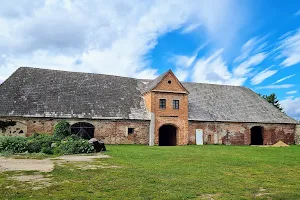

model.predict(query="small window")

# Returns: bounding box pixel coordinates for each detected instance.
[159,99,166,109]
[173,100,179,109]
[168,80,172,84]
[128,128,134,135]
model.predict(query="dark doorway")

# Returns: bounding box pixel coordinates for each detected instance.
[71,122,95,139]
[159,125,177,146]
[251,126,263,145]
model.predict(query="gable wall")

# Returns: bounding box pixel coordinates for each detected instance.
[153,73,187,93]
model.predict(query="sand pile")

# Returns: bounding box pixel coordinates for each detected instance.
[272,141,289,147]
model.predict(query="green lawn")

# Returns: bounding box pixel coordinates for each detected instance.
[1,145,300,199]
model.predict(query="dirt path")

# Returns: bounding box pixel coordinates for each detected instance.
[0,154,110,172]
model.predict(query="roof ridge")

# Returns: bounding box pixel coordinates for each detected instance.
[18,67,247,88]
[18,66,142,81]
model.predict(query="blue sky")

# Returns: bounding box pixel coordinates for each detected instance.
[0,0,299,120]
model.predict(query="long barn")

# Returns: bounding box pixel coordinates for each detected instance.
[0,67,298,145]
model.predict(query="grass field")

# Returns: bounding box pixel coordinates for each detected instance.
[1,145,300,199]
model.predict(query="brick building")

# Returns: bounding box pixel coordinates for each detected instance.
[0,67,298,145]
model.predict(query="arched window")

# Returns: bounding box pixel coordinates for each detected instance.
[71,122,95,139]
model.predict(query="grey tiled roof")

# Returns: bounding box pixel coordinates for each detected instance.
[0,67,297,124]
[0,67,150,120]
[183,82,298,124]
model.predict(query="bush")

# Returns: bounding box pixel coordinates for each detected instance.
[55,136,94,154]
[0,136,28,153]
[41,146,53,154]
[27,133,54,153]
[53,120,71,140]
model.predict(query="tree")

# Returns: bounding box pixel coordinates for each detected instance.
[258,93,284,112]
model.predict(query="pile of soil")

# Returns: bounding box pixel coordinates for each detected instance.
[272,141,289,147]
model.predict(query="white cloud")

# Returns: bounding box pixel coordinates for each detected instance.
[0,0,246,81]
[286,90,297,94]
[250,66,278,85]
[256,84,295,90]
[233,52,267,76]
[169,41,209,69]
[278,28,300,67]
[174,68,189,81]
[294,10,300,16]
[181,23,202,34]
[234,36,268,63]
[171,55,197,68]
[281,97,300,120]
[192,49,246,85]
[272,74,296,84]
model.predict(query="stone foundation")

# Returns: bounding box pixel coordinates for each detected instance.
[188,121,296,145]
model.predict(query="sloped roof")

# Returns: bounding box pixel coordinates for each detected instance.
[0,67,297,124]
[183,82,298,124]
[0,67,150,120]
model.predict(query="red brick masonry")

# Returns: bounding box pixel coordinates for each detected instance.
[188,121,296,145]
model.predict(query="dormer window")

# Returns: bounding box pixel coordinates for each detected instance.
[159,99,166,109]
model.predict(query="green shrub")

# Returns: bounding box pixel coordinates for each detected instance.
[55,136,94,154]
[0,136,28,153]
[41,146,53,154]
[53,120,71,140]
[27,133,54,153]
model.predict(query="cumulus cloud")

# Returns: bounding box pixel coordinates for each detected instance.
[281,97,300,120]
[0,0,244,81]
[250,66,278,85]
[272,74,296,84]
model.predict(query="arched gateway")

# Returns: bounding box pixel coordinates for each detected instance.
[250,126,263,145]
[71,122,95,139]
[159,125,177,146]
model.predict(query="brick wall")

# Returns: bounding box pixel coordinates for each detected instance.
[27,119,56,136]
[1,117,150,145]
[143,71,189,145]
[153,92,188,145]
[188,121,296,145]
